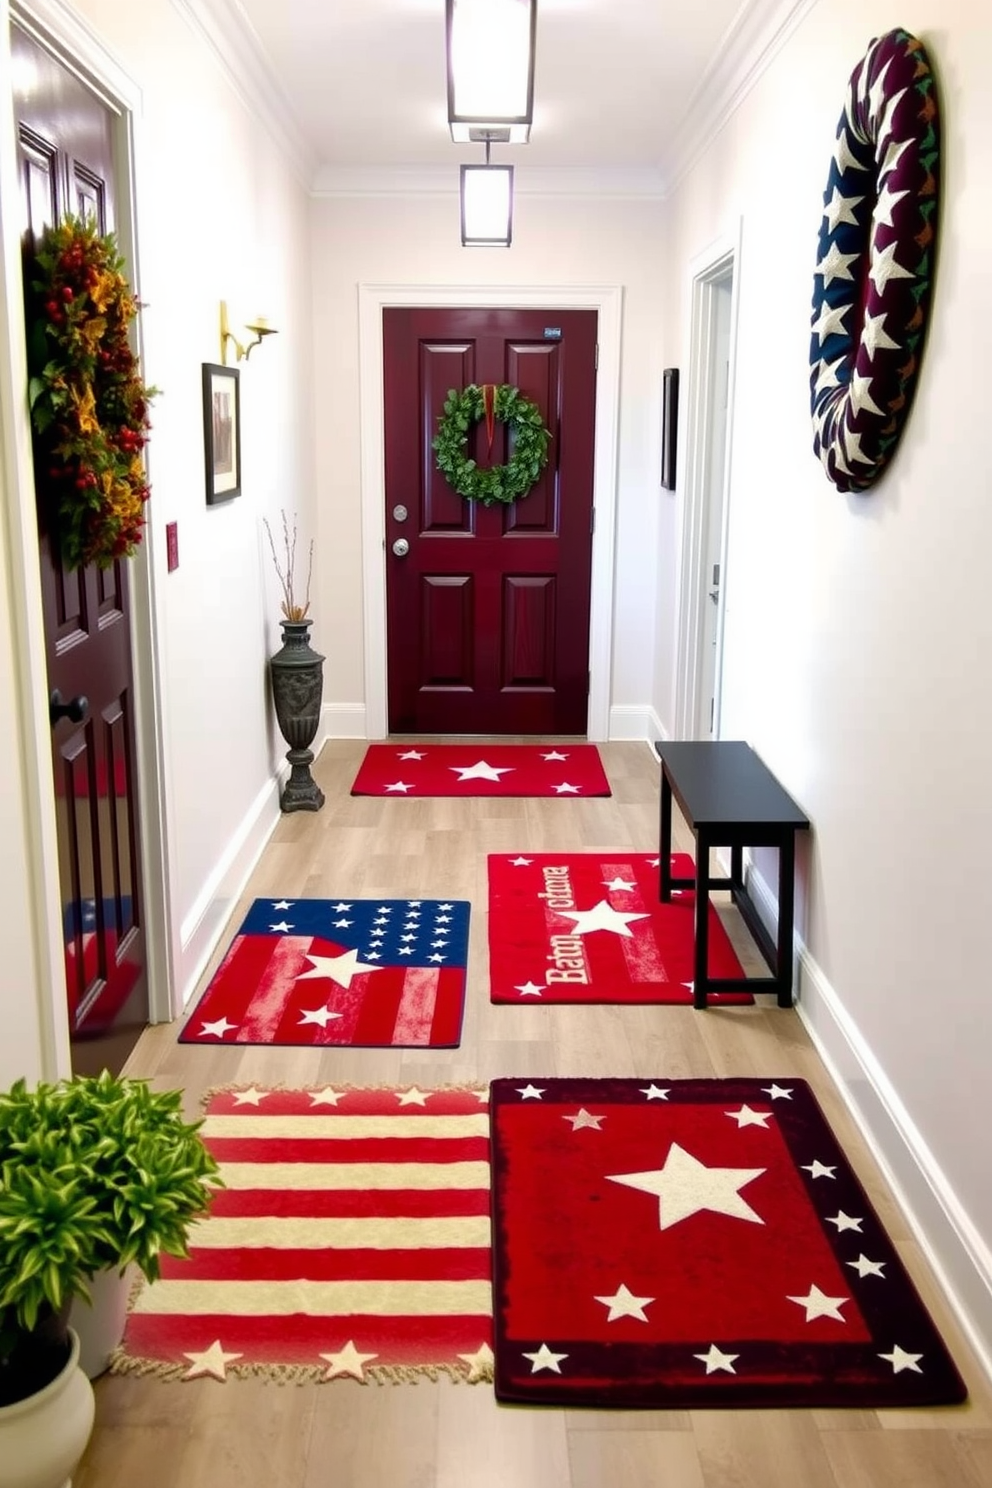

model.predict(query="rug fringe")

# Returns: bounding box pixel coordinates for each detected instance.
[107,1347,492,1387]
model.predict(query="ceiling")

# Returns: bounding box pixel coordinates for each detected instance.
[215,0,781,193]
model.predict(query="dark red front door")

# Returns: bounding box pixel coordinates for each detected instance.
[383,307,597,735]
[13,25,148,1076]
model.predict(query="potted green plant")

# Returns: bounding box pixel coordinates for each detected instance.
[0,1071,219,1484]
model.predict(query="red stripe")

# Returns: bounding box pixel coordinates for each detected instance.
[431,968,467,1044]
[350,966,407,1043]
[160,1247,492,1284]
[204,1134,489,1165]
[205,1187,492,1219]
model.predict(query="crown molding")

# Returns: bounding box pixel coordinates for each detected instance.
[661,0,822,197]
[171,0,317,189]
[11,0,141,109]
[311,164,667,200]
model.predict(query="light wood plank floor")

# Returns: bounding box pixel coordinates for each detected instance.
[77,741,992,1488]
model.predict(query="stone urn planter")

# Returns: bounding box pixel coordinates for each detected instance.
[269,618,325,811]
[0,1329,95,1488]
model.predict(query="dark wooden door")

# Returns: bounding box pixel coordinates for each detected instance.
[13,25,148,1076]
[383,307,597,735]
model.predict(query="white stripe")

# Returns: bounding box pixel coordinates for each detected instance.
[201,1114,489,1140]
[186,1215,491,1249]
[132,1278,493,1317]
[215,1160,490,1191]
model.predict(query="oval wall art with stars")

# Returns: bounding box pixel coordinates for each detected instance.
[809,28,940,494]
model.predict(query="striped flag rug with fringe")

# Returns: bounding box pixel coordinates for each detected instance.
[112,1086,494,1384]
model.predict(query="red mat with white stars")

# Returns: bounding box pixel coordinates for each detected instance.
[179,898,469,1047]
[349,743,611,797]
[488,852,752,1004]
[490,1078,967,1408]
[113,1086,494,1384]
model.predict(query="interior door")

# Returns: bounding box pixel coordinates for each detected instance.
[13,24,149,1076]
[696,272,733,741]
[383,306,597,735]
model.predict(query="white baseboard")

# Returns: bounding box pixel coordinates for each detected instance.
[610,704,666,742]
[322,701,367,739]
[745,865,992,1384]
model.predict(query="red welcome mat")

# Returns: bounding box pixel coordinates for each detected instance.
[490,1077,967,1408]
[350,744,611,797]
[112,1086,494,1384]
[179,898,469,1047]
[488,852,752,1003]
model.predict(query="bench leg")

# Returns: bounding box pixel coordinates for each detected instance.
[660,772,673,902]
[694,834,709,1009]
[776,834,796,1007]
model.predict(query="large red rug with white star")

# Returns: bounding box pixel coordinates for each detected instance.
[179,898,469,1047]
[349,743,611,797]
[489,1078,967,1407]
[112,1086,494,1385]
[488,852,752,1003]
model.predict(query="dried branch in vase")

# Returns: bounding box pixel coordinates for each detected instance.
[263,510,313,622]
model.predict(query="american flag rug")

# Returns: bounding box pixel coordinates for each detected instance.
[350,743,611,797]
[488,852,752,1003]
[112,1086,494,1384]
[179,898,470,1048]
[489,1078,967,1408]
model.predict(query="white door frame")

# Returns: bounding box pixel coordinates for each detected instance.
[357,284,622,741]
[0,0,175,1073]
[673,225,742,741]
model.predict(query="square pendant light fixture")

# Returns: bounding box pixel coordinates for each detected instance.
[446,0,536,145]
[460,149,514,247]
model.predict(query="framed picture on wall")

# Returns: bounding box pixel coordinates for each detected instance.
[661,367,679,490]
[202,362,241,503]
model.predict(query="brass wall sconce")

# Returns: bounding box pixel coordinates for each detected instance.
[219,300,279,364]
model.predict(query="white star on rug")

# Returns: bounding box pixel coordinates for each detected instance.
[471,1089,489,1103]
[787,1284,849,1323]
[320,1340,378,1381]
[198,1017,237,1039]
[385,780,414,793]
[602,876,637,892]
[398,749,425,760]
[761,1084,793,1101]
[309,1087,344,1106]
[510,857,533,866]
[825,1210,863,1233]
[552,782,580,794]
[725,1105,773,1129]
[878,1344,923,1375]
[540,750,569,761]
[332,902,352,912]
[269,920,293,932]
[693,1344,739,1375]
[232,1087,268,1106]
[848,1254,887,1279]
[594,1283,654,1322]
[515,981,545,997]
[297,948,378,990]
[299,1004,343,1029]
[517,1084,545,1100]
[556,900,649,937]
[801,1160,836,1180]
[563,1108,605,1131]
[396,1086,430,1106]
[523,1343,567,1374]
[182,1340,243,1381]
[450,760,514,782]
[271,899,293,910]
[457,1342,495,1382]
[608,1142,766,1231]
[640,1085,670,1101]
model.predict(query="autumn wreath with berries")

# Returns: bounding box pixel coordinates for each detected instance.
[27,216,157,569]
[432,384,551,506]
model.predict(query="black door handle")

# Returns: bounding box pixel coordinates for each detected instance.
[49,690,89,726]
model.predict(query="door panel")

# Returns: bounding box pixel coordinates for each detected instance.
[384,307,597,735]
[13,24,148,1075]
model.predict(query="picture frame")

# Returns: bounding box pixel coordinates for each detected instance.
[661,366,679,490]
[202,362,241,503]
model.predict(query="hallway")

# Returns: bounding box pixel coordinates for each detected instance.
[76,741,992,1487]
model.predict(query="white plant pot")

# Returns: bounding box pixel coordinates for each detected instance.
[0,1328,95,1488]
[69,1266,134,1380]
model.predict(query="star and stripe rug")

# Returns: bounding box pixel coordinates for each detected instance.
[179,899,470,1048]
[488,852,752,1003]
[112,1086,494,1384]
[349,744,611,797]
[489,1077,967,1407]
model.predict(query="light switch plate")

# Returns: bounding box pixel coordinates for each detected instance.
[166,521,179,572]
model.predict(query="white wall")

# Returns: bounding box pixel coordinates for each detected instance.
[0,0,316,1082]
[658,0,992,1364]
[308,190,666,731]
